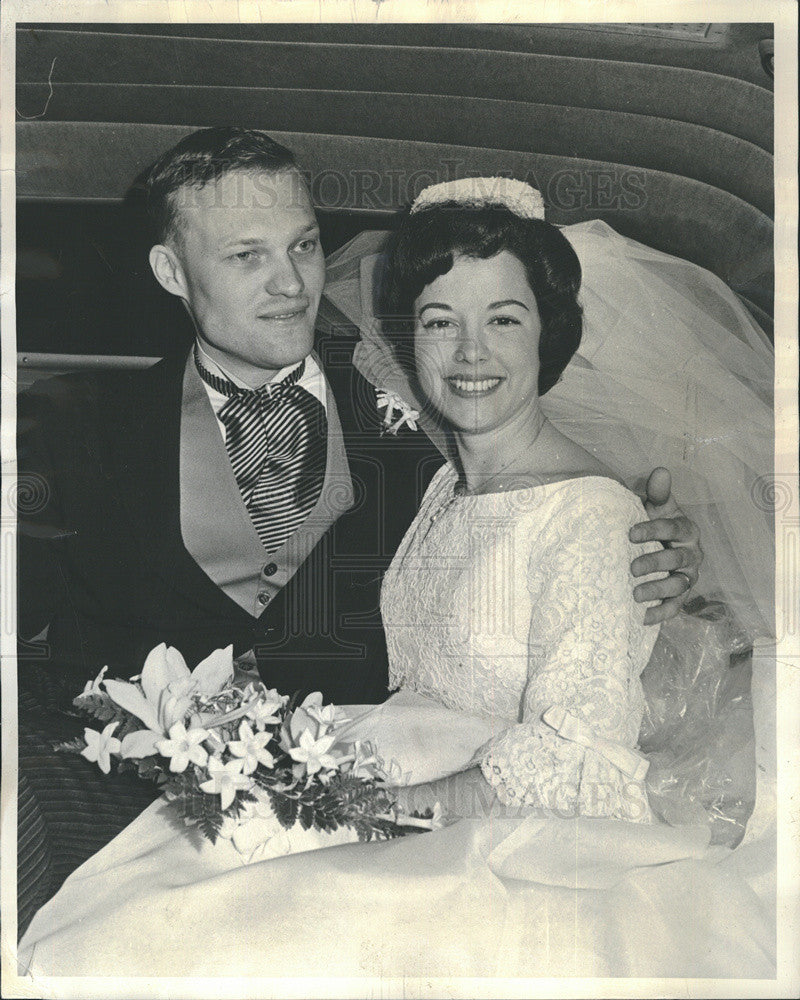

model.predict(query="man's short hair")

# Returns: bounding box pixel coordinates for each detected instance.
[144,127,298,246]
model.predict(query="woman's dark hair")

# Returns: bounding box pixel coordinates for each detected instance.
[377,202,582,396]
[144,127,298,246]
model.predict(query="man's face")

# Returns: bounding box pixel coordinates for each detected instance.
[167,168,325,382]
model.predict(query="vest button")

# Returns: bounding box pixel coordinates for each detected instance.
[262,562,278,577]
[256,591,270,607]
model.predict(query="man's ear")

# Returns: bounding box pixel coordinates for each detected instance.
[149,243,187,300]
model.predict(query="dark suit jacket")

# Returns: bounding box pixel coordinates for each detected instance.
[18,333,444,705]
[17,333,446,933]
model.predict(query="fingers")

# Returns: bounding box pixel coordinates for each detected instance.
[644,467,672,508]
[629,516,699,546]
[633,572,690,604]
[631,545,693,578]
[644,598,683,626]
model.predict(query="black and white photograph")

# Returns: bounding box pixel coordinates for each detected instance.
[1,2,797,996]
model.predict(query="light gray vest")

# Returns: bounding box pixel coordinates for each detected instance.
[179,353,354,618]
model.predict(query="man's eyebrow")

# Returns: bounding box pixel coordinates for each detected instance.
[221,237,264,248]
[221,224,320,250]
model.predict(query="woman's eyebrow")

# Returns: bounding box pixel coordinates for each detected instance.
[489,299,529,311]
[418,302,453,317]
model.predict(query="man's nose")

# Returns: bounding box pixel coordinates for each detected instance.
[264,255,305,298]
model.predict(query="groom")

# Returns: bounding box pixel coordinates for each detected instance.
[18,127,702,704]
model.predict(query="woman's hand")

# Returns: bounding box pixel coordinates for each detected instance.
[391,767,529,821]
[629,468,704,625]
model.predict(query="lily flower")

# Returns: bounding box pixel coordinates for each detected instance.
[156,721,210,773]
[287,728,339,777]
[81,722,121,774]
[199,756,252,811]
[287,692,347,744]
[348,740,380,780]
[382,757,413,787]
[77,665,108,700]
[303,693,348,732]
[228,720,275,775]
[104,643,233,758]
[429,801,446,830]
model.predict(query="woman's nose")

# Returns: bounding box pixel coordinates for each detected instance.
[454,332,489,364]
[264,256,304,298]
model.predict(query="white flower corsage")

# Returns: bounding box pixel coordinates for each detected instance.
[376,389,419,435]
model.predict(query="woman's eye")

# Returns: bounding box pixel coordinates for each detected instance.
[489,315,521,327]
[421,318,456,331]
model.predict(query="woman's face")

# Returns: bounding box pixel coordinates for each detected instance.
[413,251,542,436]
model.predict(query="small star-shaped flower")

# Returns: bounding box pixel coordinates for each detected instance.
[287,728,338,776]
[156,722,210,773]
[376,389,419,435]
[228,720,275,774]
[245,691,284,731]
[81,722,121,774]
[199,756,253,810]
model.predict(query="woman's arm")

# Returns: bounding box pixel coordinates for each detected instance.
[482,483,660,821]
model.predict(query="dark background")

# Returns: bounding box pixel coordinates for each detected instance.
[16,21,775,360]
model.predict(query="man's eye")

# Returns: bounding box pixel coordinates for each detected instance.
[232,250,258,262]
[294,238,319,254]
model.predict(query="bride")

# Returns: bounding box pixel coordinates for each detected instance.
[377,179,660,821]
[331,175,770,827]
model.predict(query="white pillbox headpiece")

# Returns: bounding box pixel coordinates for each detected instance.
[409,176,546,220]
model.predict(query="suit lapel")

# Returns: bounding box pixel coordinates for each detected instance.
[111,352,254,623]
[315,330,444,561]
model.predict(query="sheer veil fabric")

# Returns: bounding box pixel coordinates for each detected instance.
[320,219,775,642]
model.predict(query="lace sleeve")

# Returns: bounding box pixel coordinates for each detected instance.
[481,481,660,822]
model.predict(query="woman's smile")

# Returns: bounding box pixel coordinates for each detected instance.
[446,375,505,397]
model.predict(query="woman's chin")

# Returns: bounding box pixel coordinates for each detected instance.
[437,404,507,437]
[445,418,506,438]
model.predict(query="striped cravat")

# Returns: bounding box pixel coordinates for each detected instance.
[196,352,327,554]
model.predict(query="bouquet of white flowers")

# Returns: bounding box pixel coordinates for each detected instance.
[60,643,440,857]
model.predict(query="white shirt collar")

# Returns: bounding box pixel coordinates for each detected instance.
[195,341,327,415]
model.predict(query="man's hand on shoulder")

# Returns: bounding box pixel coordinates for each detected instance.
[629,468,704,625]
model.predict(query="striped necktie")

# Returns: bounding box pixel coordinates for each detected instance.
[196,353,327,554]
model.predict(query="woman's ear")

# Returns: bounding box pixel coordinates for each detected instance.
[149,243,187,300]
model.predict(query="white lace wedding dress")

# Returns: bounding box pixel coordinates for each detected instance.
[382,466,661,822]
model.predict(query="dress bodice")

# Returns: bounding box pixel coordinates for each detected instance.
[381,463,662,820]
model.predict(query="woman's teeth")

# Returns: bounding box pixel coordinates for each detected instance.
[449,377,502,393]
